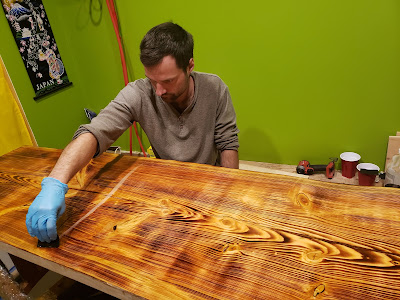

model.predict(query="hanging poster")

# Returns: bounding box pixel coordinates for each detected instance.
[2,0,72,100]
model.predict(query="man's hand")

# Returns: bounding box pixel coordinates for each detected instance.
[25,133,97,242]
[26,177,69,242]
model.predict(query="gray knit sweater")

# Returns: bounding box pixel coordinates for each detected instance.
[73,71,239,165]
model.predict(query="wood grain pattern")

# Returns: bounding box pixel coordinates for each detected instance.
[0,147,399,299]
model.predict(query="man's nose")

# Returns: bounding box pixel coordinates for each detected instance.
[155,83,166,96]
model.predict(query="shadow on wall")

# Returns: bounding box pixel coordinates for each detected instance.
[75,0,104,29]
[239,128,281,163]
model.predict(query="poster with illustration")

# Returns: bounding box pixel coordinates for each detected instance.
[2,0,72,100]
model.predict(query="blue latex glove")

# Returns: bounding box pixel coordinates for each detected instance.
[26,177,69,243]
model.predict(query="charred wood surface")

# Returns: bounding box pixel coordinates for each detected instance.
[0,147,399,299]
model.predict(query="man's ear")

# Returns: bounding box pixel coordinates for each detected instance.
[187,58,194,73]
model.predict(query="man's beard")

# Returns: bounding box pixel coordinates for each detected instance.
[161,93,177,101]
[161,77,189,102]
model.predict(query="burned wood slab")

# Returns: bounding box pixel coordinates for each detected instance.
[0,146,399,299]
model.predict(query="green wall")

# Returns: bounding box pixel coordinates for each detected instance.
[1,0,399,169]
[0,1,135,153]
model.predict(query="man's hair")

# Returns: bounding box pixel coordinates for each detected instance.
[140,22,194,71]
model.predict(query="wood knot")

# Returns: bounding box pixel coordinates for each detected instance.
[296,193,311,208]
[159,199,170,207]
[222,242,241,254]
[303,249,324,263]
[218,217,238,230]
[159,199,178,216]
[221,218,232,226]
[313,284,325,297]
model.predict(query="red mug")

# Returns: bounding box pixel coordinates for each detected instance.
[357,163,380,186]
[340,152,361,178]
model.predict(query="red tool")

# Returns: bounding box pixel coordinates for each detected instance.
[296,158,337,179]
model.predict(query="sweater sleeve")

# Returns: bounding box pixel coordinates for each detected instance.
[214,84,239,152]
[72,83,141,157]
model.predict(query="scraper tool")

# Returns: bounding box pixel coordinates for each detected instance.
[37,235,60,248]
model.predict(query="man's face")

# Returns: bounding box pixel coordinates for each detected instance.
[144,56,194,104]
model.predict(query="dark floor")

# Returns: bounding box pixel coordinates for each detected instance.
[57,281,119,300]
